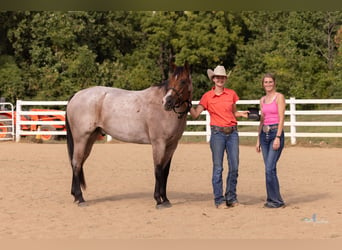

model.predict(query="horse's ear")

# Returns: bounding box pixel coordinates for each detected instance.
[169,61,177,73]
[184,61,189,68]
[184,61,191,72]
[168,55,176,73]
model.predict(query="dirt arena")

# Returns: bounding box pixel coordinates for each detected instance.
[0,141,341,239]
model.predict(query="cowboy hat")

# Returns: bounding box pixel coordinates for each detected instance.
[207,65,227,81]
[248,107,260,121]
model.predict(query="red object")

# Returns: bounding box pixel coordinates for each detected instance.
[0,109,66,141]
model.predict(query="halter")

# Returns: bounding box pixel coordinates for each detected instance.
[167,87,192,119]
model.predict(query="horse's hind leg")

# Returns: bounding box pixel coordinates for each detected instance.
[71,141,88,205]
[71,129,99,205]
[71,162,85,205]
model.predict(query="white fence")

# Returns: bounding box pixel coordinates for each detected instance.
[15,100,67,142]
[7,98,342,144]
[185,98,342,144]
[0,102,15,141]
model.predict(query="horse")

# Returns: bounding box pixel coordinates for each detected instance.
[65,62,192,209]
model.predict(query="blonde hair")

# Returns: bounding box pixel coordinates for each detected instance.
[262,73,276,86]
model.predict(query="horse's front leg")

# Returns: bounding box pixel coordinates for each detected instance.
[152,142,178,209]
[154,159,172,209]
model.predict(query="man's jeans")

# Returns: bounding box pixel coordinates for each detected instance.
[259,128,285,206]
[210,129,239,206]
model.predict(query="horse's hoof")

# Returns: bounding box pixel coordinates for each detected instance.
[77,201,88,207]
[155,204,166,209]
[155,201,172,209]
[163,201,172,208]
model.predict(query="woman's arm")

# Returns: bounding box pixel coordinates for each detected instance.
[233,104,249,118]
[272,93,285,150]
[276,93,285,136]
[190,104,204,119]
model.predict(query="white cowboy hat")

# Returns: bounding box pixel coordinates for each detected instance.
[207,65,227,81]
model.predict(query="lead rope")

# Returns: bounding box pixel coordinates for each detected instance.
[173,99,192,119]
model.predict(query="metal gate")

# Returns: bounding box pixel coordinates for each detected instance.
[0,101,15,141]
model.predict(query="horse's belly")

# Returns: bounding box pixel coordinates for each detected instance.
[108,129,151,144]
[110,134,151,144]
[102,118,151,144]
[103,116,185,145]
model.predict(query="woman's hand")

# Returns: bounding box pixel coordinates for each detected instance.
[235,111,249,118]
[256,137,261,153]
[273,137,281,150]
[190,105,204,119]
[256,144,261,153]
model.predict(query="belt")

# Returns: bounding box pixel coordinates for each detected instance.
[262,124,278,133]
[211,125,237,135]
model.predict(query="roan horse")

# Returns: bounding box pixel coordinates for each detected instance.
[65,62,192,209]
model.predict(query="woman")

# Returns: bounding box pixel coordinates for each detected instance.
[190,65,248,209]
[256,73,286,208]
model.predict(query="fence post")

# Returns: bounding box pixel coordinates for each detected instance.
[289,97,296,145]
[15,100,22,142]
[206,112,211,142]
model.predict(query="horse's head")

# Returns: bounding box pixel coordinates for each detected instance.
[162,61,193,117]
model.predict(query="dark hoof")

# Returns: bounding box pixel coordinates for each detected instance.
[155,201,172,209]
[74,200,88,207]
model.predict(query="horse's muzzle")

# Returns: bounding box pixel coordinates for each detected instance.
[163,96,176,111]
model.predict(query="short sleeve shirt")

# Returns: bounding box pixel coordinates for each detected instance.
[199,87,239,127]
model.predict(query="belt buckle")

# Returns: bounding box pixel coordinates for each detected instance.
[223,126,233,134]
[263,125,270,133]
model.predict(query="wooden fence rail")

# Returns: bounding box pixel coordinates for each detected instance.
[6,98,342,144]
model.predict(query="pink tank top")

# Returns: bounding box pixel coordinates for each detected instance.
[262,95,279,125]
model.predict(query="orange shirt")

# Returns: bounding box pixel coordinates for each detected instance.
[199,87,239,127]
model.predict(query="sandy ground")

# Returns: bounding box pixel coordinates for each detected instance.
[0,141,341,239]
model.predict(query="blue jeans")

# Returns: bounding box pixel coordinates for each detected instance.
[259,127,285,207]
[210,129,239,206]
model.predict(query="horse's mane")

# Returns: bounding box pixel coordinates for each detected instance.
[153,65,186,90]
[154,80,169,90]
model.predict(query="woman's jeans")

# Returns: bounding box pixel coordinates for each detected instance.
[210,129,239,206]
[259,127,285,206]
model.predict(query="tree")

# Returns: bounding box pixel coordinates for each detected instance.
[0,55,25,103]
[231,11,342,100]
[1,11,342,102]
[171,11,244,100]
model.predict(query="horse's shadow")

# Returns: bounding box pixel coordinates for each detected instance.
[85,191,212,206]
[85,191,330,207]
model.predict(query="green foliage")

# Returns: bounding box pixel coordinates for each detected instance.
[0,55,25,103]
[1,11,342,102]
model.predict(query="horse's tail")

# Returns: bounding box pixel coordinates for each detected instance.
[65,111,74,163]
[65,96,86,190]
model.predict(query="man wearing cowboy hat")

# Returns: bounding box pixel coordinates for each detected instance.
[190,65,248,209]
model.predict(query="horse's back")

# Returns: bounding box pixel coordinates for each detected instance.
[67,86,114,124]
[67,85,145,126]
[67,86,178,144]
